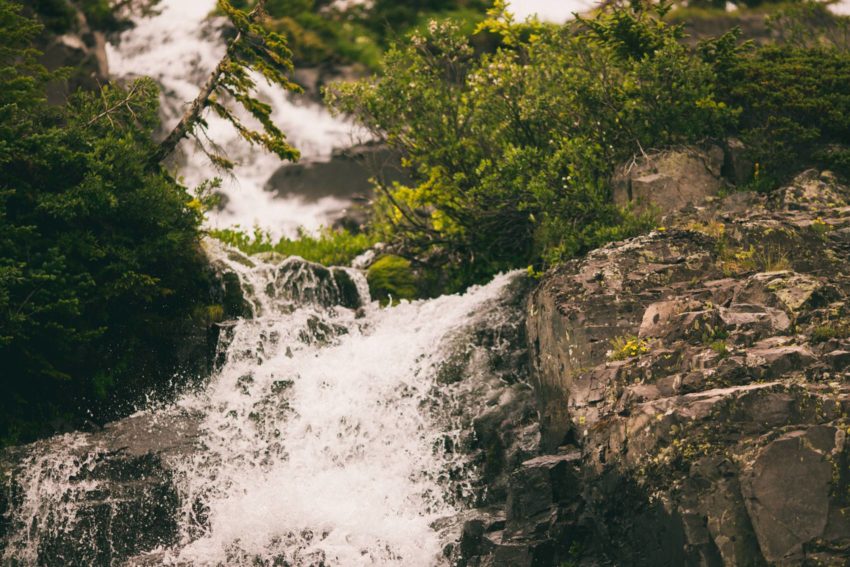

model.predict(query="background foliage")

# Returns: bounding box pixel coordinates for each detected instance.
[328,0,850,291]
[0,0,218,444]
[229,0,489,69]
[328,1,733,290]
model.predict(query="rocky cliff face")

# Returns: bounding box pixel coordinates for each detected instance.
[520,170,850,565]
[25,2,111,104]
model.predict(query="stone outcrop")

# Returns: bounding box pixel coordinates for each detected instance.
[25,2,111,104]
[612,145,727,216]
[513,170,850,565]
[0,412,198,566]
[260,143,412,233]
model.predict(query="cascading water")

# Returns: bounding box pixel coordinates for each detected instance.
[106,0,369,237]
[0,241,533,566]
[1,4,542,565]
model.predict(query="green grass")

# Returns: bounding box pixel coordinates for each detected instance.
[210,227,377,267]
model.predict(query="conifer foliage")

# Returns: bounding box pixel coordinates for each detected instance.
[153,0,301,168]
[0,1,217,444]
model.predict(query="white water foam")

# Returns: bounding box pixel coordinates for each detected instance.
[137,243,521,565]
[1,240,522,565]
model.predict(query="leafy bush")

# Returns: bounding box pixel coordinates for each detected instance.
[210,226,377,266]
[0,1,217,444]
[328,1,732,289]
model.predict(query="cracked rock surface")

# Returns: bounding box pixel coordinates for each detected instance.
[516,170,850,566]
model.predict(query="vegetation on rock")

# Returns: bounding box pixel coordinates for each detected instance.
[328,0,850,292]
[210,226,376,266]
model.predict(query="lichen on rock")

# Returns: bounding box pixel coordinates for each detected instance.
[514,170,850,565]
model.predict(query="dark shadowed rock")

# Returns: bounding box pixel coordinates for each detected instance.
[740,427,841,564]
[29,4,110,105]
[0,411,200,566]
[265,144,411,204]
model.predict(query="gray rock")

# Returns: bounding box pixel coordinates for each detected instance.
[612,145,726,216]
[265,144,411,205]
[740,428,843,564]
[1,411,199,566]
[520,170,850,565]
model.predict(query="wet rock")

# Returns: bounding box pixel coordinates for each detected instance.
[292,64,366,103]
[0,411,199,565]
[254,251,287,264]
[273,257,363,309]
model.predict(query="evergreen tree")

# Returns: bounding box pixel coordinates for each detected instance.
[0,0,215,443]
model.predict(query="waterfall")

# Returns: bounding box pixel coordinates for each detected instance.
[0,242,532,566]
[106,0,369,238]
[0,5,540,565]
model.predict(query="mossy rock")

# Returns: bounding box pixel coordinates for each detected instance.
[366,255,418,305]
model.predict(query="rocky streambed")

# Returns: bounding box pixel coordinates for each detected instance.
[3,168,850,566]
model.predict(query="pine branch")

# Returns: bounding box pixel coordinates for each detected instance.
[86,81,141,127]
[151,0,298,168]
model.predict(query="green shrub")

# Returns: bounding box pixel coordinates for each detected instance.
[210,226,377,266]
[366,255,418,305]
[712,17,850,187]
[328,1,730,289]
[729,47,850,186]
[811,320,850,343]
[709,340,729,357]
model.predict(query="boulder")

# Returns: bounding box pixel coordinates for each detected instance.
[264,144,411,204]
[0,411,199,565]
[740,427,846,565]
[612,145,726,216]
